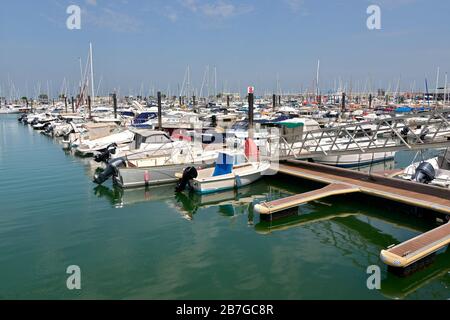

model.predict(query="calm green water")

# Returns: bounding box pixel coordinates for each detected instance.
[0,115,449,300]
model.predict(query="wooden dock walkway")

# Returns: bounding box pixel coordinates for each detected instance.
[254,160,450,273]
[254,160,450,216]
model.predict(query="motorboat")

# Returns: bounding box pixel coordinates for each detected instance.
[396,151,450,189]
[92,144,219,188]
[75,127,134,156]
[176,148,271,194]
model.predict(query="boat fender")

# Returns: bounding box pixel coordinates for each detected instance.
[175,166,198,192]
[412,162,435,184]
[93,157,125,185]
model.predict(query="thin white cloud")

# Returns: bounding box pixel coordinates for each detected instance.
[167,12,178,22]
[179,0,253,18]
[180,0,199,12]
[84,7,141,32]
[85,0,97,6]
[285,0,305,12]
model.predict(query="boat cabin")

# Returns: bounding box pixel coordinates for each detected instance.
[129,129,174,151]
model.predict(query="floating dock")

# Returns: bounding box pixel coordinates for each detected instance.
[380,222,450,269]
[255,183,360,215]
[254,160,450,216]
[254,160,450,274]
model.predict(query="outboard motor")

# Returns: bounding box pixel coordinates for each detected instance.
[175,166,198,192]
[94,143,118,163]
[43,123,53,134]
[93,157,125,185]
[18,114,26,122]
[400,127,409,136]
[420,128,429,141]
[412,162,435,184]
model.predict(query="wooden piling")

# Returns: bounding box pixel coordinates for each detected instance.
[273,94,276,111]
[113,93,117,119]
[71,96,75,113]
[64,96,68,113]
[248,91,254,139]
[341,92,346,113]
[88,96,92,119]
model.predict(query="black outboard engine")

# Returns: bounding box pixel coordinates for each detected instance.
[401,127,409,136]
[412,162,435,184]
[420,128,429,141]
[94,143,118,163]
[18,114,26,122]
[175,166,198,192]
[93,157,125,185]
[43,122,53,134]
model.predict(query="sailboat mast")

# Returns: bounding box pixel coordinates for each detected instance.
[89,43,95,103]
[435,67,440,107]
[316,59,320,98]
[444,72,448,106]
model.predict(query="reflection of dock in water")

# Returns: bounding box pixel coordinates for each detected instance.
[255,202,449,299]
[380,249,450,300]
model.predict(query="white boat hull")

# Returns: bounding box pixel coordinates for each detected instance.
[191,163,271,194]
[315,151,395,168]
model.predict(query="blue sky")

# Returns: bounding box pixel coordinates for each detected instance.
[1,0,450,98]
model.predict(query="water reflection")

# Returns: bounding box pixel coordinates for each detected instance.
[93,184,174,208]
[380,248,450,300]
[91,171,449,300]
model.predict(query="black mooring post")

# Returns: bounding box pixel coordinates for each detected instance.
[369,94,373,109]
[227,95,230,107]
[179,96,182,107]
[273,94,276,111]
[88,96,92,119]
[157,91,162,130]
[113,93,117,119]
[342,92,346,113]
[248,91,254,139]
[64,96,68,113]
[71,96,75,113]
[278,95,281,105]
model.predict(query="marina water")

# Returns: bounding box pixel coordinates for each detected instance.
[0,115,448,299]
